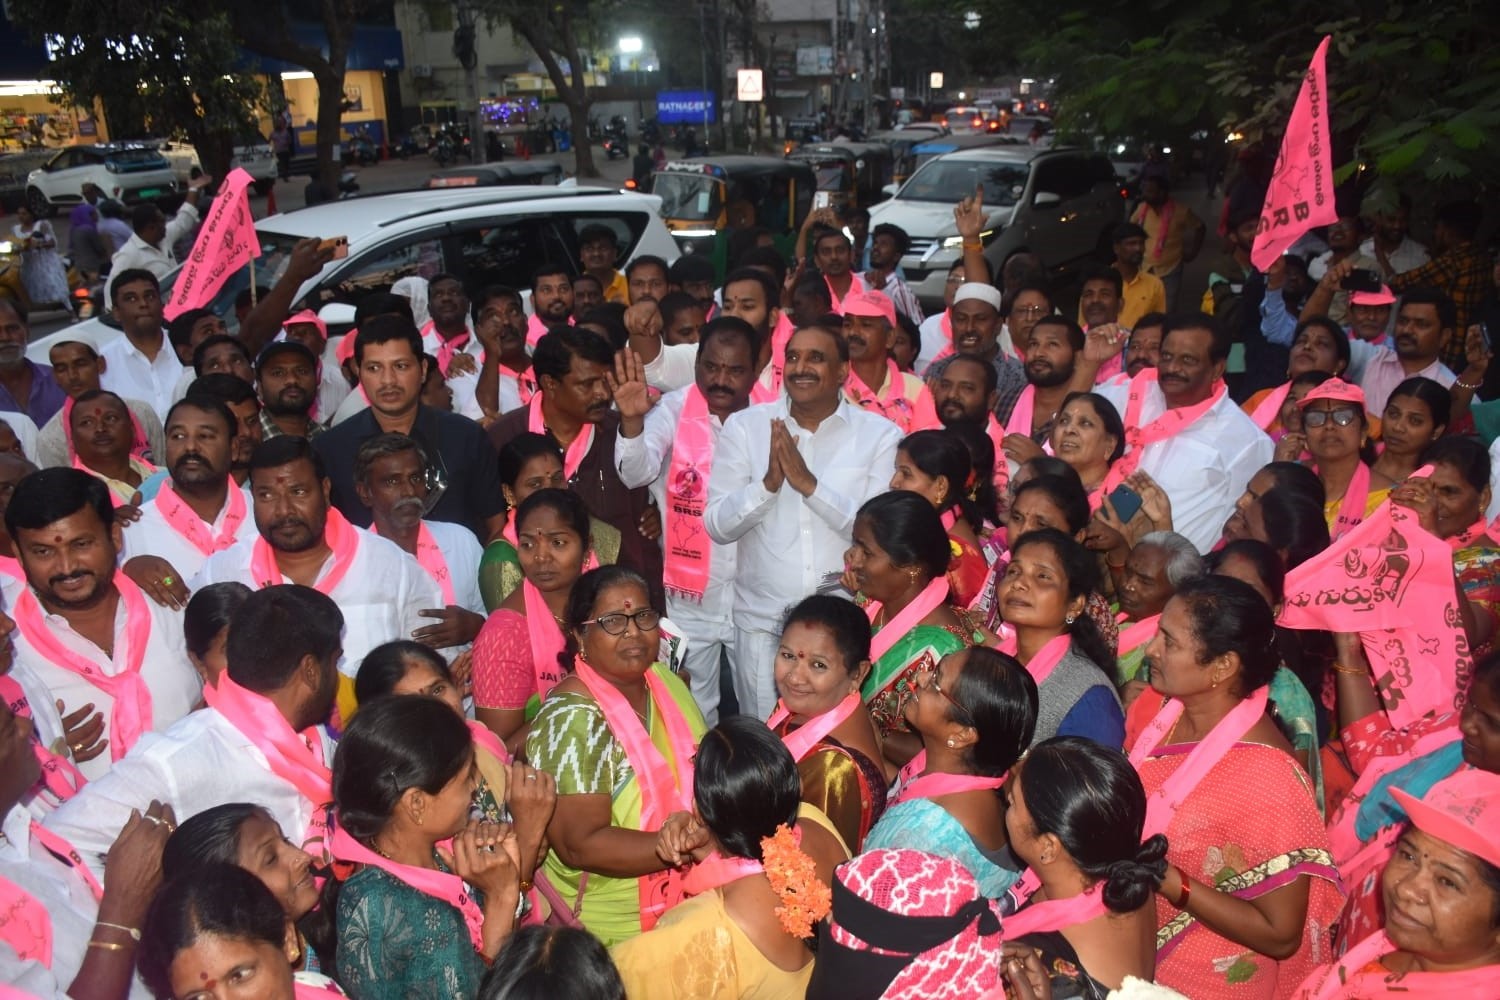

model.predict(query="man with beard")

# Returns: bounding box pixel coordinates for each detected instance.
[100,269,185,419]
[1346,287,1464,415]
[995,316,1088,467]
[194,435,441,720]
[1107,223,1167,330]
[277,310,351,420]
[841,289,940,434]
[571,273,605,318]
[626,255,670,305]
[6,468,198,780]
[120,395,249,601]
[526,264,575,347]
[354,433,484,652]
[1360,193,1428,279]
[1093,314,1273,551]
[704,324,901,718]
[490,327,665,605]
[613,317,763,723]
[38,340,166,470]
[0,299,65,427]
[1125,312,1166,379]
[187,373,263,490]
[923,283,1027,418]
[314,316,506,543]
[420,274,483,419]
[471,286,535,417]
[931,352,1007,501]
[864,223,923,324]
[254,341,323,440]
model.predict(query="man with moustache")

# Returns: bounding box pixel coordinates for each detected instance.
[354,433,485,652]
[420,274,484,419]
[279,310,351,419]
[0,299,65,427]
[931,352,1008,502]
[641,267,787,393]
[1345,286,1463,415]
[1104,224,1167,330]
[704,323,901,718]
[120,396,250,602]
[613,317,764,723]
[254,341,323,440]
[841,289,940,434]
[995,316,1089,466]
[526,264,575,347]
[194,435,441,720]
[6,468,198,780]
[470,285,536,418]
[100,269,184,420]
[489,327,665,605]
[922,283,1027,420]
[37,340,166,470]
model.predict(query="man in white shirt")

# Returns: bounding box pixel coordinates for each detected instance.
[470,285,536,418]
[1361,194,1429,280]
[704,323,902,718]
[105,181,206,304]
[99,269,185,419]
[43,584,342,878]
[39,339,167,468]
[644,267,787,394]
[121,395,250,595]
[6,468,199,781]
[420,273,484,420]
[192,435,442,722]
[1095,315,1273,553]
[615,317,763,724]
[353,432,485,652]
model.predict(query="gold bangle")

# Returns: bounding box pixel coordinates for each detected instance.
[518,878,534,894]
[88,939,130,952]
[1333,663,1366,676]
[961,240,983,250]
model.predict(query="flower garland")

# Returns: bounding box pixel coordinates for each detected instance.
[761,823,831,939]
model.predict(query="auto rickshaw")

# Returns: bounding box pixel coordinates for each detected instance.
[785,142,894,214]
[0,240,90,319]
[649,156,814,280]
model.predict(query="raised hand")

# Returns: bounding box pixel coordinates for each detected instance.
[607,348,653,422]
[953,184,986,241]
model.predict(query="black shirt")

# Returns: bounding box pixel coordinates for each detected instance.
[314,404,504,542]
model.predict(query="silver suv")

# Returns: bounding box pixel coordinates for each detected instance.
[868,146,1125,309]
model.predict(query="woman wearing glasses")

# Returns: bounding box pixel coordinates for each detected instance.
[524,566,707,945]
[863,647,1037,896]
[1274,378,1395,541]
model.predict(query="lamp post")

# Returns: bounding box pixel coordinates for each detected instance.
[619,36,645,130]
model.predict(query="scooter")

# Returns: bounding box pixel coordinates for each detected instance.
[602,136,627,160]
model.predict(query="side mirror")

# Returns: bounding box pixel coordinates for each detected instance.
[1033,191,1061,207]
[882,182,899,197]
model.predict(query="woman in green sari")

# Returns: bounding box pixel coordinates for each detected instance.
[525,566,708,946]
[849,490,981,767]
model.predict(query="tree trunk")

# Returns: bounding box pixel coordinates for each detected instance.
[188,130,238,190]
[568,96,597,178]
[314,69,347,198]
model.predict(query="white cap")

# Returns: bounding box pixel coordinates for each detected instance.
[952,282,1002,311]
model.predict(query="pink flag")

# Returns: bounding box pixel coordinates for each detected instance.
[164,167,261,321]
[1278,465,1472,729]
[1251,36,1337,271]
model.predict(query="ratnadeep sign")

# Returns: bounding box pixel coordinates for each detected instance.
[656,91,716,124]
[737,69,764,102]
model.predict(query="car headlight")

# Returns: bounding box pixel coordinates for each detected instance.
[941,229,994,249]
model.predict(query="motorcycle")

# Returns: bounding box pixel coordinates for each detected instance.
[432,132,456,167]
[343,129,379,166]
[602,136,627,160]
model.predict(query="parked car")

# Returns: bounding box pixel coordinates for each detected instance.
[868,145,1126,311]
[425,162,565,188]
[159,134,278,194]
[0,149,58,212]
[25,143,180,217]
[27,185,679,362]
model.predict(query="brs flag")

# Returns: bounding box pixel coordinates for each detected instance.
[165,167,261,320]
[1251,35,1336,271]
[1278,466,1471,730]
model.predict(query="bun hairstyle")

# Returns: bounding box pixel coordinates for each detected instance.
[693,717,802,862]
[1018,737,1168,913]
[1170,575,1280,695]
[945,647,1037,779]
[899,429,987,532]
[856,490,952,581]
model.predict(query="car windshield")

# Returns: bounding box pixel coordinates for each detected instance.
[897,160,1030,205]
[651,172,723,221]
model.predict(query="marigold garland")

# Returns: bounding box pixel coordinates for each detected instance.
[760,823,831,939]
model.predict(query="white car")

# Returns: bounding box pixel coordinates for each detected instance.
[25,144,180,217]
[159,134,278,195]
[28,184,679,362]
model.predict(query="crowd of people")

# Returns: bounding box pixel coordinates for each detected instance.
[0,173,1498,1000]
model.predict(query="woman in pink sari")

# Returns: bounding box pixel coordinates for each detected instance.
[1128,575,1344,998]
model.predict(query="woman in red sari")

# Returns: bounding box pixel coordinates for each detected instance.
[1128,575,1344,998]
[890,429,993,608]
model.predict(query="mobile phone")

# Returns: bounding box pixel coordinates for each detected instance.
[319,236,349,260]
[812,191,832,210]
[1340,268,1383,294]
[1481,322,1493,354]
[1107,484,1145,523]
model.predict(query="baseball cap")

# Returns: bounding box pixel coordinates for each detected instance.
[841,289,897,327]
[1296,377,1365,409]
[282,309,329,340]
[1350,285,1396,307]
[1391,769,1500,869]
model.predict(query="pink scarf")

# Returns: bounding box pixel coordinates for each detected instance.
[12,575,154,762]
[826,273,866,315]
[1133,199,1175,263]
[526,312,572,348]
[1326,726,1459,868]
[572,661,698,930]
[845,359,917,431]
[1291,929,1500,999]
[153,479,247,556]
[61,395,152,463]
[0,675,86,804]
[998,632,1071,687]
[983,413,1009,500]
[329,823,485,952]
[521,581,566,700]
[527,394,593,480]
[373,522,455,606]
[889,749,1005,806]
[1326,462,1372,541]
[1100,370,1227,496]
[421,321,471,376]
[1449,517,1492,549]
[662,386,716,602]
[1116,614,1161,660]
[766,692,862,762]
[1000,884,1108,941]
[499,363,537,405]
[866,576,950,664]
[467,719,510,764]
[0,822,103,968]
[203,675,332,855]
[1128,687,1270,838]
[1249,381,1292,432]
[1005,385,1037,438]
[250,507,358,594]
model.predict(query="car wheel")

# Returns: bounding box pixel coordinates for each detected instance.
[25,187,54,218]
[253,179,274,196]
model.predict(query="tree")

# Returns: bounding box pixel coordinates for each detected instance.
[8,0,264,184]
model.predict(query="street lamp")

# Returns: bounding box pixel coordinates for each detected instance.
[619,36,645,128]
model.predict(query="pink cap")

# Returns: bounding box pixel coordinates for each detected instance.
[1295,376,1366,409]
[336,329,357,364]
[283,309,328,340]
[1391,770,1500,869]
[841,289,897,327]
[1350,285,1396,307]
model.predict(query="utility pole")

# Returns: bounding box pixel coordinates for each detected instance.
[454,2,486,164]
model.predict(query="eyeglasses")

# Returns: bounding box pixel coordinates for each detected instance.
[581,609,662,636]
[1012,304,1048,317]
[922,665,971,722]
[1302,407,1360,428]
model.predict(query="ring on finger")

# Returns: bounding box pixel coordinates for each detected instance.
[161,575,175,586]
